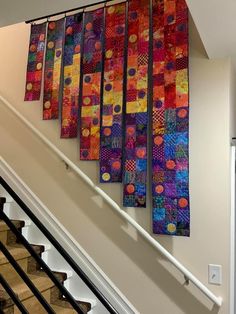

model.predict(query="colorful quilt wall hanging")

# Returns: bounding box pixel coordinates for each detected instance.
[43,18,65,120]
[24,0,190,237]
[61,14,83,138]
[24,22,46,101]
[152,0,189,236]
[123,0,150,208]
[80,8,104,160]
[100,2,126,183]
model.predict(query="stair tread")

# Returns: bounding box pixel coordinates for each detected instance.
[0,245,31,265]
[1,274,54,301]
[51,304,78,313]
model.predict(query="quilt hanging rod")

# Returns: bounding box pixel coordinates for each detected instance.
[25,0,127,24]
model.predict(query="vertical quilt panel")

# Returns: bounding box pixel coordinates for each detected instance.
[24,23,46,101]
[100,3,126,183]
[152,0,189,236]
[61,14,83,138]
[43,19,64,120]
[123,0,150,207]
[80,9,104,160]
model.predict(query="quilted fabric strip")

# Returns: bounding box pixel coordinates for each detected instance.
[100,3,126,183]
[24,23,46,101]
[152,0,189,236]
[80,8,104,160]
[43,18,65,120]
[123,0,149,207]
[61,14,83,138]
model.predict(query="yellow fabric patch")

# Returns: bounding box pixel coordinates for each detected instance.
[81,106,92,117]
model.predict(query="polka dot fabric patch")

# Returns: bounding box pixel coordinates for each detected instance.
[80,8,104,160]
[24,23,46,101]
[123,0,149,208]
[61,14,83,138]
[152,0,189,236]
[100,3,126,183]
[43,19,65,120]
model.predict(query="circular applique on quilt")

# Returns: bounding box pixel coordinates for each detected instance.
[48,41,54,49]
[26,83,33,91]
[44,101,51,109]
[126,184,135,194]
[167,223,176,233]
[102,173,111,182]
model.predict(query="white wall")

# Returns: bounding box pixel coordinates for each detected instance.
[0,16,233,314]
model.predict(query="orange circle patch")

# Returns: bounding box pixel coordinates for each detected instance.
[136,148,146,159]
[166,160,176,170]
[66,26,73,35]
[178,198,188,208]
[112,161,121,170]
[95,41,101,50]
[86,22,93,31]
[49,22,56,30]
[30,44,36,52]
[127,126,135,136]
[103,128,111,136]
[126,184,135,194]
[74,44,81,53]
[154,136,163,146]
[155,185,164,194]
[178,109,187,118]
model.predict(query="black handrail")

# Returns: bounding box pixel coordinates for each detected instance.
[0,176,118,314]
[0,205,86,314]
[0,273,29,314]
[0,241,55,314]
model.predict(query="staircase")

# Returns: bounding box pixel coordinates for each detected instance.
[0,215,92,313]
[0,198,92,313]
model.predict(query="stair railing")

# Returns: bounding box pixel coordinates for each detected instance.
[0,95,223,307]
[0,179,118,314]
[0,273,29,314]
[0,238,57,314]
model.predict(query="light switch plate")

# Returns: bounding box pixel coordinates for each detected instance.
[208,264,222,285]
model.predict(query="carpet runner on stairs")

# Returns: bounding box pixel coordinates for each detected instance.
[0,217,91,313]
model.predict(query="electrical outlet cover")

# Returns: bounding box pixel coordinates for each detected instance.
[208,264,222,285]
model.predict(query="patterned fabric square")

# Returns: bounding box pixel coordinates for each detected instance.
[61,14,83,138]
[152,0,189,236]
[100,3,126,183]
[123,0,149,208]
[24,23,46,101]
[43,19,65,119]
[80,8,104,160]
